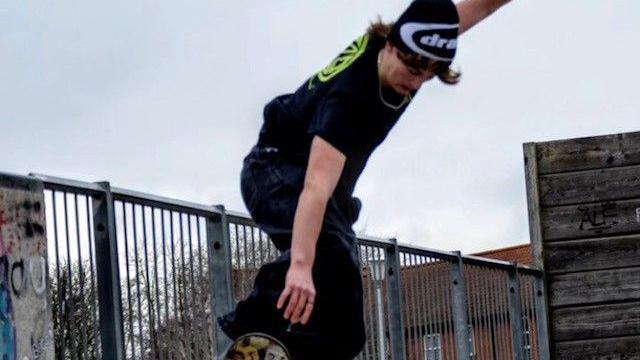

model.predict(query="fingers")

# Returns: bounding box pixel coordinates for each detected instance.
[277,286,316,325]
[291,293,311,323]
[284,290,300,320]
[276,287,291,310]
[299,301,314,325]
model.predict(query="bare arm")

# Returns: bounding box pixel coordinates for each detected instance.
[277,135,346,325]
[291,135,345,266]
[456,0,512,36]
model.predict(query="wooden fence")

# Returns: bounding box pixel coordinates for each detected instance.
[524,131,640,359]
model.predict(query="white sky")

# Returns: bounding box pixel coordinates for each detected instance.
[2,0,639,253]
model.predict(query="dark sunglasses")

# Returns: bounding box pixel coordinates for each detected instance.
[396,49,450,75]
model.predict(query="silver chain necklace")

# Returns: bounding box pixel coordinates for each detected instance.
[377,50,411,111]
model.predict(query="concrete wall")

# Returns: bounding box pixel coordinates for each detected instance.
[524,131,640,359]
[0,174,53,359]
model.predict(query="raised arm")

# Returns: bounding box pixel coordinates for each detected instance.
[456,0,512,36]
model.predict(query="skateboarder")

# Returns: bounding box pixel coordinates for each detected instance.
[217,0,513,358]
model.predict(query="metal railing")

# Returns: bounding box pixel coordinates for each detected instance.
[3,172,550,359]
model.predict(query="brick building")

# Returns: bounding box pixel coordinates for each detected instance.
[362,244,537,360]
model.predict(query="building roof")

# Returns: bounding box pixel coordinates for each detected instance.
[471,243,532,266]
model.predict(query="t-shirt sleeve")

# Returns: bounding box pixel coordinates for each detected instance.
[307,92,368,157]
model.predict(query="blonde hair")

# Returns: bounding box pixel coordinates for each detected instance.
[366,17,461,85]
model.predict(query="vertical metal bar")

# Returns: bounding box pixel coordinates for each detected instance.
[499,270,511,357]
[176,212,191,359]
[363,246,375,359]
[234,225,241,302]
[242,224,249,297]
[186,214,196,356]
[120,203,134,358]
[250,224,256,272]
[132,204,145,359]
[425,256,437,360]
[196,216,206,357]
[508,264,525,360]
[524,275,531,360]
[468,266,478,359]
[491,270,503,360]
[482,268,496,360]
[141,206,156,359]
[51,192,67,359]
[475,268,484,358]
[402,252,413,359]
[384,238,406,360]
[264,230,271,263]
[450,251,471,360]
[63,192,79,360]
[416,255,426,360]
[74,194,89,360]
[208,205,234,355]
[533,275,550,360]
[435,260,447,360]
[378,247,388,359]
[169,211,178,341]
[93,182,125,360]
[151,208,162,360]
[480,269,491,359]
[85,195,101,358]
[496,271,506,360]
[161,210,170,346]
[410,253,420,359]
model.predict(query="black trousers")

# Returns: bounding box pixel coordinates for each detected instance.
[217,146,366,360]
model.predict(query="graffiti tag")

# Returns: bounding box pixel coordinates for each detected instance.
[578,201,619,233]
[10,256,46,298]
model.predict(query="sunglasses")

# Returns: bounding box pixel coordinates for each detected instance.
[396,49,450,75]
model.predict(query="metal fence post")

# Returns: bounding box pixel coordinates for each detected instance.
[533,274,551,360]
[451,251,471,360]
[207,204,234,355]
[508,263,525,360]
[93,182,125,360]
[384,238,406,360]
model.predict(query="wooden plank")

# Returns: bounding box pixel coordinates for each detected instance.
[554,335,640,360]
[542,198,640,241]
[539,165,640,207]
[524,143,546,270]
[552,301,640,341]
[536,131,640,175]
[545,235,640,274]
[549,267,640,307]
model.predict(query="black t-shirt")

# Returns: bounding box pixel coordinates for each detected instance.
[256,33,414,215]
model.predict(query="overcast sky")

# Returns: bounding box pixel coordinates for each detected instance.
[2,0,639,253]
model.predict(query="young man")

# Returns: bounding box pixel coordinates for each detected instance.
[218,0,512,358]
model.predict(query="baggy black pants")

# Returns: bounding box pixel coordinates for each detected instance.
[217,146,366,360]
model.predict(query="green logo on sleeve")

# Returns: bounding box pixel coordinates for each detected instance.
[308,34,369,89]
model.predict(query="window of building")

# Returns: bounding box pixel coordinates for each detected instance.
[469,325,476,359]
[523,314,532,359]
[424,333,442,360]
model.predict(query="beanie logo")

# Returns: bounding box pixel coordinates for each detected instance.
[399,22,458,61]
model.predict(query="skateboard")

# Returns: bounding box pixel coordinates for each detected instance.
[220,332,291,360]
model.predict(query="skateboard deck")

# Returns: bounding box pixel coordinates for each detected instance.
[221,332,291,360]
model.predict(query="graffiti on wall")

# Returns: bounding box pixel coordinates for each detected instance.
[0,190,53,360]
[0,209,18,359]
[578,201,619,233]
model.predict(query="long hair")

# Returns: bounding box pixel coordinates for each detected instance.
[367,17,462,85]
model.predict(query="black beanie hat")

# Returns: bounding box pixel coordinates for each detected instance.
[388,0,460,62]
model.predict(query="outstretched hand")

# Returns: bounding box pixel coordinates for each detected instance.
[277,262,316,325]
